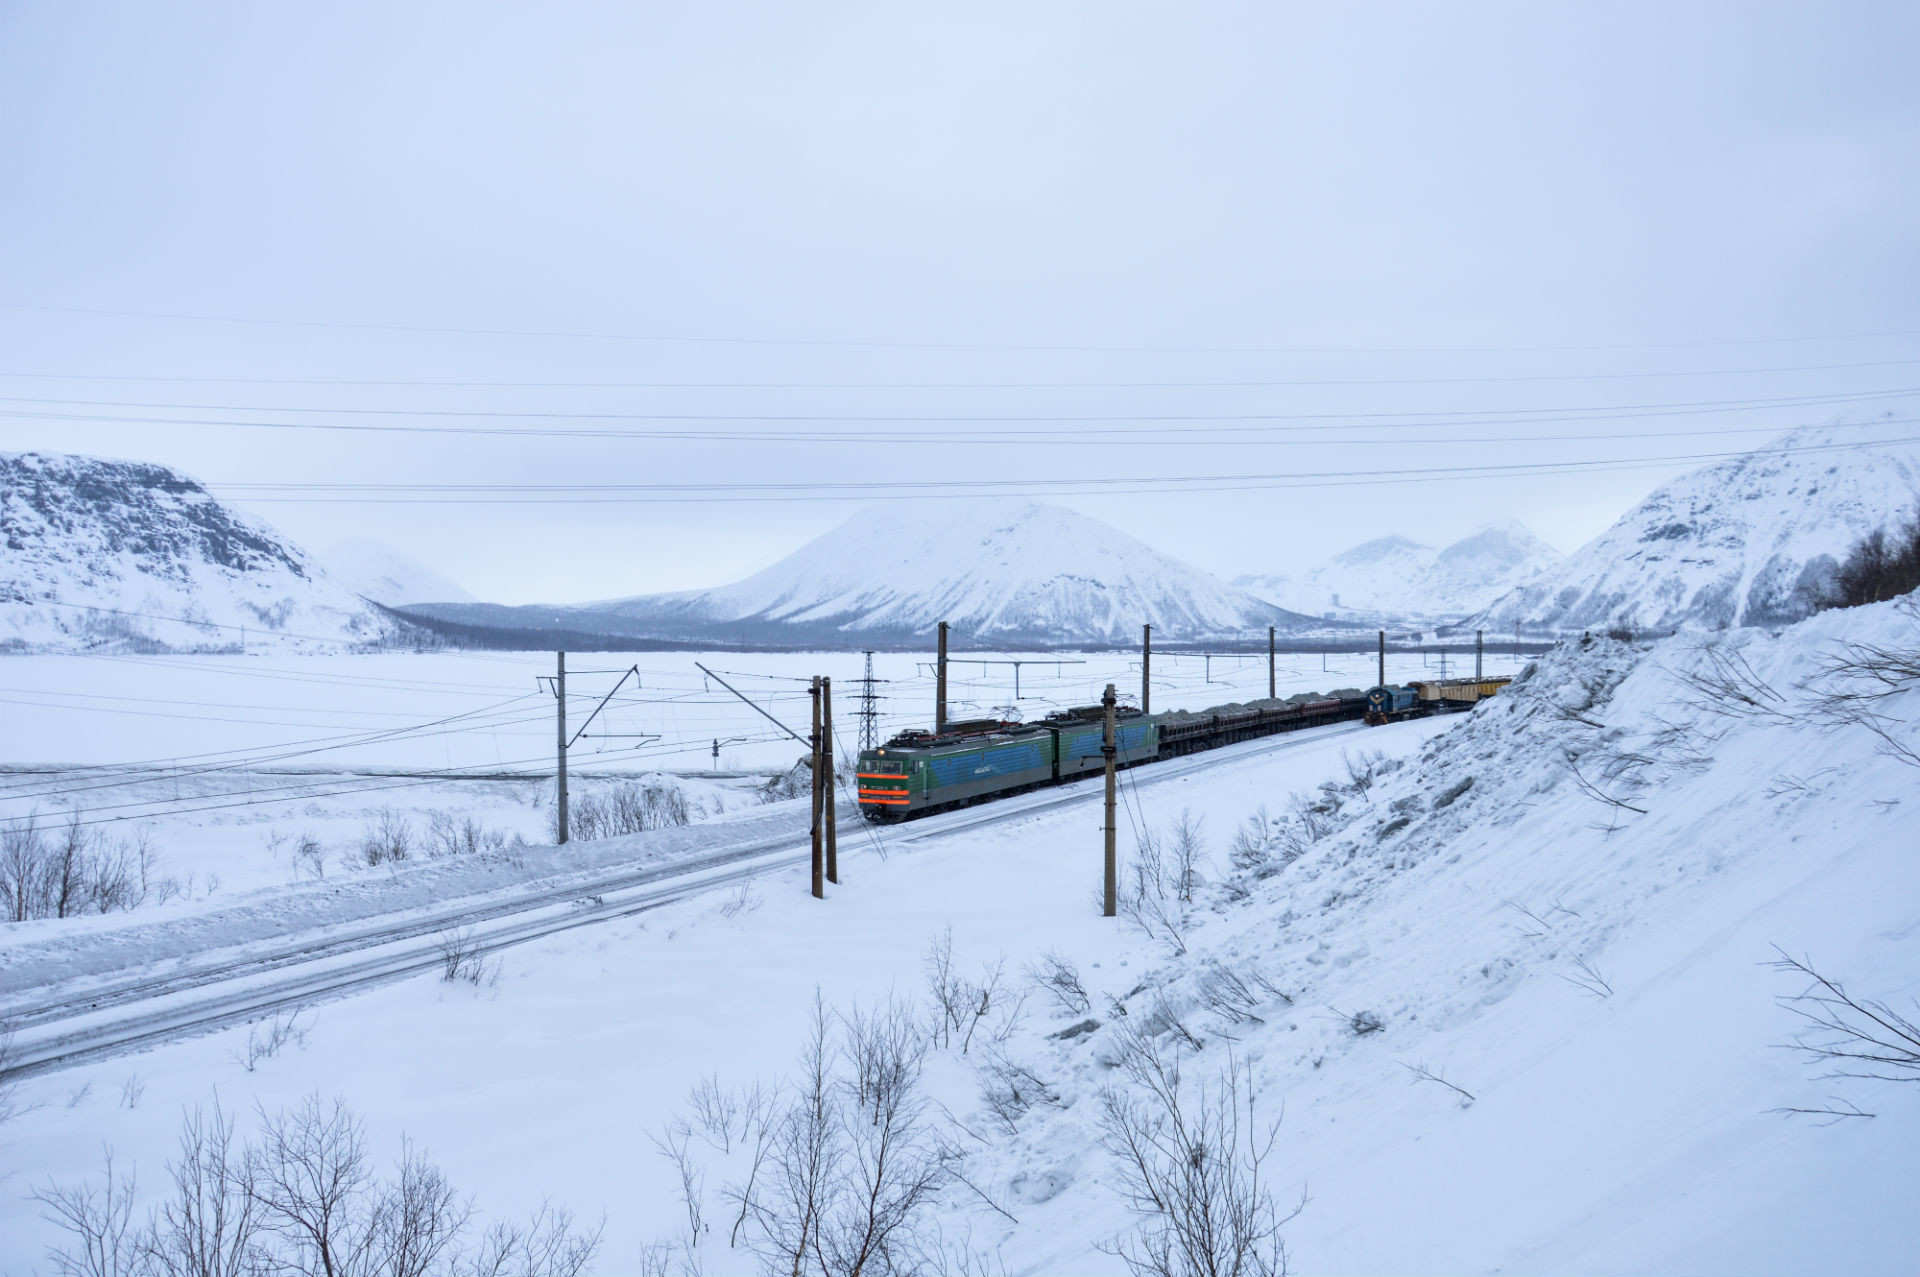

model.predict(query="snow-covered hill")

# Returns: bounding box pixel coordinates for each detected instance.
[1236,520,1559,621]
[1469,425,1920,635]
[6,596,1916,1274]
[416,501,1326,646]
[0,450,404,652]
[325,537,475,607]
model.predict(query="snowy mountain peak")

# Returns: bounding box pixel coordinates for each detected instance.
[1328,534,1431,568]
[1,450,403,651]
[413,500,1330,647]
[639,500,1316,644]
[1235,521,1559,622]
[1468,422,1920,634]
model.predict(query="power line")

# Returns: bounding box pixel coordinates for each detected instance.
[7,355,1920,406]
[134,431,1920,503]
[5,298,1919,355]
[4,383,1914,429]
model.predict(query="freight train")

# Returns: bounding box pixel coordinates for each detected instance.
[856,675,1513,822]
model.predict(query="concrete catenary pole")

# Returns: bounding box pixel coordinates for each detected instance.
[1377,630,1386,689]
[1268,626,1276,700]
[810,677,824,899]
[1142,624,1151,715]
[555,651,569,845]
[935,621,949,734]
[1476,630,1484,682]
[823,676,838,885]
[1102,682,1118,918]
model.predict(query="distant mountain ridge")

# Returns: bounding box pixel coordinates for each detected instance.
[411,501,1330,647]
[1466,424,1920,634]
[1,450,402,652]
[1235,521,1559,621]
[326,537,475,607]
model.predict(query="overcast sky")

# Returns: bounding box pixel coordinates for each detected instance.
[3,2,1918,603]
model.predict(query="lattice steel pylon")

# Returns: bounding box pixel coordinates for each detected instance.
[859,650,880,752]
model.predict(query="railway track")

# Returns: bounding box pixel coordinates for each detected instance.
[0,720,1367,1081]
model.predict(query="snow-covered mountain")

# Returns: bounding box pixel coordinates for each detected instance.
[1,450,404,652]
[1467,424,1920,635]
[1235,521,1559,621]
[325,537,475,607]
[413,502,1325,646]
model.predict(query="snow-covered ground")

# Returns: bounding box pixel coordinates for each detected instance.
[0,646,1521,903]
[3,602,1916,1273]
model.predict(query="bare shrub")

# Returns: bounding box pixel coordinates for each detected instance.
[472,1203,604,1277]
[437,928,498,987]
[1024,950,1091,1017]
[120,1075,145,1109]
[1770,947,1920,1085]
[1197,963,1266,1028]
[1806,628,1920,770]
[688,1073,742,1153]
[565,781,692,842]
[1168,810,1205,904]
[358,809,414,867]
[234,1010,312,1073]
[1,813,167,922]
[729,994,949,1276]
[424,811,509,859]
[1672,642,1792,724]
[924,927,967,1049]
[290,832,327,881]
[30,1149,140,1277]
[977,1050,1058,1135]
[1398,1060,1475,1107]
[1097,1023,1300,1277]
[650,1119,707,1257]
[1225,807,1272,876]
[717,881,759,920]
[1120,828,1187,957]
[144,1099,272,1277]
[471,1202,604,1277]
[1559,956,1614,999]
[1340,748,1386,802]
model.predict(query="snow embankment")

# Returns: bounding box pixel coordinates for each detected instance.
[4,600,1917,1274]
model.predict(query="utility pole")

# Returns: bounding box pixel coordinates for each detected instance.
[809,677,824,900]
[1102,682,1117,918]
[859,650,879,753]
[822,676,838,885]
[935,621,949,734]
[1268,626,1276,700]
[1377,630,1386,688]
[1141,624,1151,714]
[1476,630,1484,681]
[554,651,569,845]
